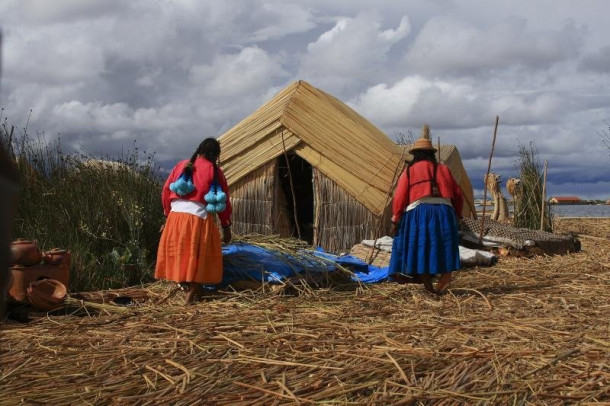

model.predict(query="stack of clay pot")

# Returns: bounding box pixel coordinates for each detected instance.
[8,239,70,305]
[27,279,68,311]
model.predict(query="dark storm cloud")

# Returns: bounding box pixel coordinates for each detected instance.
[580,45,610,74]
[19,0,129,23]
[1,0,610,199]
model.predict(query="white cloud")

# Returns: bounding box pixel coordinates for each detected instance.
[247,2,316,42]
[350,76,570,131]
[3,22,106,84]
[349,76,441,127]
[405,16,584,76]
[189,47,288,98]
[299,12,410,91]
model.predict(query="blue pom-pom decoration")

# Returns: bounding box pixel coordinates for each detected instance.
[204,190,217,204]
[216,191,227,203]
[204,183,227,213]
[169,174,195,196]
[206,203,227,213]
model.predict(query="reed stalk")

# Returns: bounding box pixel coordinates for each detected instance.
[512,142,553,231]
[1,122,164,292]
[1,220,609,404]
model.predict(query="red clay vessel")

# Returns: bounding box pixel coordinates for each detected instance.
[9,239,42,266]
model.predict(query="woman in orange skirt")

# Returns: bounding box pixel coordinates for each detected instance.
[155,138,232,304]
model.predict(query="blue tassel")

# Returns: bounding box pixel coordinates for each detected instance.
[204,190,217,204]
[169,174,195,196]
[203,182,226,213]
[203,183,227,213]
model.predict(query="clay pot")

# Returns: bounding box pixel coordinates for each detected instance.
[43,248,69,266]
[9,239,42,266]
[8,263,71,303]
[27,279,67,311]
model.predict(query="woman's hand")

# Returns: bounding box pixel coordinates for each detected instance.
[222,226,232,244]
[389,222,398,237]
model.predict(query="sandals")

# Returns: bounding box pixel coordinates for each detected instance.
[184,283,205,305]
[436,273,452,292]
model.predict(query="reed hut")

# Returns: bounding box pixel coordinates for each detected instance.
[219,81,475,252]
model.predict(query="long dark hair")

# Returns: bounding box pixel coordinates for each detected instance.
[183,137,221,182]
[409,149,436,165]
[405,149,440,197]
[406,149,437,173]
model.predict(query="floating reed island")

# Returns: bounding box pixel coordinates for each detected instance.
[1,219,609,405]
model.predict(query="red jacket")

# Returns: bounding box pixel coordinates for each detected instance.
[392,160,463,223]
[161,157,232,227]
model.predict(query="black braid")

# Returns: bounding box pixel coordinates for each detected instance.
[183,138,221,181]
[202,139,220,185]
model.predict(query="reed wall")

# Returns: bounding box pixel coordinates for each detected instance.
[230,163,393,253]
[313,168,391,253]
[230,163,275,235]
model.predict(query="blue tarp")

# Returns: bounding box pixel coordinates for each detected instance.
[221,243,389,285]
[309,248,390,283]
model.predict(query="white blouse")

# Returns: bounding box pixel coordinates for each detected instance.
[170,199,208,219]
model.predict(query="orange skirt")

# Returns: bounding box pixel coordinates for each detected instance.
[154,212,223,284]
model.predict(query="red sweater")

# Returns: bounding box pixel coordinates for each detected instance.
[161,157,232,227]
[392,160,463,223]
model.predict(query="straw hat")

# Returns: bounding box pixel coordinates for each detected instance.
[408,124,437,154]
[27,279,67,311]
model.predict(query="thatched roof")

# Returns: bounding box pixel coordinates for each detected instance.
[219,80,476,217]
[218,80,404,216]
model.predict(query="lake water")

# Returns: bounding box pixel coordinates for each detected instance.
[475,204,610,217]
[549,204,610,218]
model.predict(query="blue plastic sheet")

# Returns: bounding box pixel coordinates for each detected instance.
[308,248,390,283]
[221,243,390,285]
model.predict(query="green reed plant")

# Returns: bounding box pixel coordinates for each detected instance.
[1,122,164,292]
[512,142,553,232]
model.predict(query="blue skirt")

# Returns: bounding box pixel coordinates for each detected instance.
[389,203,460,277]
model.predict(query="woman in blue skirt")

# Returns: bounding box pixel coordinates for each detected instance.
[389,125,463,294]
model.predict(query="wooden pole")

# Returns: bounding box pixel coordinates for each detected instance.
[479,116,500,245]
[367,149,406,265]
[540,160,548,231]
[437,137,441,163]
[0,31,6,321]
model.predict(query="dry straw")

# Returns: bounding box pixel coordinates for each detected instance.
[1,219,609,404]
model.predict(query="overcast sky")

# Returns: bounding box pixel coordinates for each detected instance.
[1,0,609,199]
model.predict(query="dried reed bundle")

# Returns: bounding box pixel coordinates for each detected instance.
[225,234,355,294]
[1,219,609,405]
[62,295,130,313]
[70,286,152,304]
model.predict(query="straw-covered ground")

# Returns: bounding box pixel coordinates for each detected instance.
[1,218,609,405]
